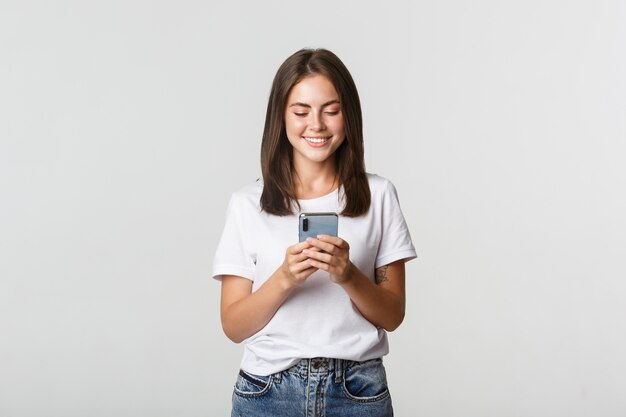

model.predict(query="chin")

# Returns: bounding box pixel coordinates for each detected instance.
[297,151,333,164]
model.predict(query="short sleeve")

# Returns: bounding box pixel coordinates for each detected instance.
[375,180,417,269]
[211,193,257,281]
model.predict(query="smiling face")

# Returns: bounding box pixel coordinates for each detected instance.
[284,74,346,169]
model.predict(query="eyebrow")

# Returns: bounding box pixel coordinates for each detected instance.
[288,99,340,108]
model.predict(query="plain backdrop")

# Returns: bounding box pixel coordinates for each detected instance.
[1,1,625,416]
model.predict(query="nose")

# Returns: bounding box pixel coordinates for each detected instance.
[310,111,326,131]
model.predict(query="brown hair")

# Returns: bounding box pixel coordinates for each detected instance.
[260,48,370,217]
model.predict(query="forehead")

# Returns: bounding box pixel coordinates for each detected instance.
[287,75,339,104]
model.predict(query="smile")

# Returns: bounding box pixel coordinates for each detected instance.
[303,137,330,144]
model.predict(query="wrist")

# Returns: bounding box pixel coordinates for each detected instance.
[335,262,358,287]
[276,266,299,292]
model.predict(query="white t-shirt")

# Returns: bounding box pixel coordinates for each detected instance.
[212,174,417,375]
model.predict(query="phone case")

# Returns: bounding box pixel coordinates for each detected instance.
[299,212,338,242]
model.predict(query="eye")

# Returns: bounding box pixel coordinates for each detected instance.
[293,112,308,117]
[325,111,339,116]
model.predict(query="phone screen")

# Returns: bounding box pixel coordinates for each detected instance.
[299,212,338,242]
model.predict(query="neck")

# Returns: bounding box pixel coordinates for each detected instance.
[292,157,338,199]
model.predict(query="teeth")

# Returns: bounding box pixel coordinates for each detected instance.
[304,137,329,143]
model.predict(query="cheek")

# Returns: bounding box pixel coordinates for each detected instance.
[285,117,306,135]
[329,118,345,135]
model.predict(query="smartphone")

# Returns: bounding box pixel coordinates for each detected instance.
[299,212,338,242]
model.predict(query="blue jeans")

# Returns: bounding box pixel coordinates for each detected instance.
[231,357,393,417]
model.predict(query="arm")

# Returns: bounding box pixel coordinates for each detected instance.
[303,236,406,331]
[220,240,318,343]
[338,260,406,331]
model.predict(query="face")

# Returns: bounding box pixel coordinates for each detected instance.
[284,74,345,167]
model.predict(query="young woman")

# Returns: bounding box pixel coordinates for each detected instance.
[213,48,416,417]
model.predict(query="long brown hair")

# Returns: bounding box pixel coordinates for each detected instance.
[260,48,370,217]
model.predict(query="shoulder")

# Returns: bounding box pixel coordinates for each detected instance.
[365,173,397,198]
[228,179,263,212]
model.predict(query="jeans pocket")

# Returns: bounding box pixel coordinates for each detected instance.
[342,358,391,403]
[233,369,273,398]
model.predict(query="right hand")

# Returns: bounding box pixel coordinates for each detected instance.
[280,241,320,288]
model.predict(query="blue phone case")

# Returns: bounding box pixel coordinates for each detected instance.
[299,212,338,242]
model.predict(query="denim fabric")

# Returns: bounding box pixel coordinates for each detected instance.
[231,357,393,417]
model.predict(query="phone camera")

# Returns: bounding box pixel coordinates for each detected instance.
[303,218,308,232]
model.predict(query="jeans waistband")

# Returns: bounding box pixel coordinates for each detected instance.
[294,358,345,373]
[286,357,383,383]
[284,358,349,384]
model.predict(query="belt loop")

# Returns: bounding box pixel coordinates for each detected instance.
[272,370,282,384]
[334,359,343,383]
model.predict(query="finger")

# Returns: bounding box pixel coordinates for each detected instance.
[303,249,332,264]
[291,251,313,263]
[318,235,349,250]
[294,267,318,281]
[305,237,336,253]
[291,245,323,263]
[302,246,322,253]
[307,258,330,271]
[291,260,318,275]
[289,240,313,254]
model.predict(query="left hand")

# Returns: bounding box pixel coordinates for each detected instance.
[302,235,353,284]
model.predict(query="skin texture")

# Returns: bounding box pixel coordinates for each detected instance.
[284,74,345,198]
[220,74,406,343]
[375,265,390,284]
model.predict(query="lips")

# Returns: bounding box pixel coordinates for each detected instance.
[302,137,331,149]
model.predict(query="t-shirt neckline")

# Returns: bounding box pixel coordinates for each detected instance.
[297,186,340,203]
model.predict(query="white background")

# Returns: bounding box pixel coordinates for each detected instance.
[1,1,625,416]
